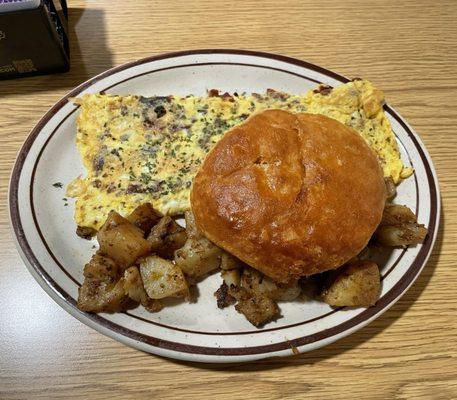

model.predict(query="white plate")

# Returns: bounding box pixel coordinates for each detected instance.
[9,50,440,363]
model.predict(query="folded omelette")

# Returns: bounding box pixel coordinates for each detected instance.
[67,79,410,231]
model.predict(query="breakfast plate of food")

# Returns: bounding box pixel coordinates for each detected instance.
[9,49,439,362]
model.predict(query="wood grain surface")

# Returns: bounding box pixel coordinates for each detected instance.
[1,0,456,398]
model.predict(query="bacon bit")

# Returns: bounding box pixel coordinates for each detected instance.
[221,92,235,102]
[207,89,235,101]
[313,84,333,95]
[266,88,288,100]
[208,89,219,97]
[125,184,146,194]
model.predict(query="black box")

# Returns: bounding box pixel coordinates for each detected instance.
[0,0,69,80]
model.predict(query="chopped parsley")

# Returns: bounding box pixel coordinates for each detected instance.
[140,173,151,184]
[52,182,63,188]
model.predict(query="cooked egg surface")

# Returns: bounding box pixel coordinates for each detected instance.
[69,80,405,230]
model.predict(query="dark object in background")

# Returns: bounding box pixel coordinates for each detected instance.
[0,0,69,80]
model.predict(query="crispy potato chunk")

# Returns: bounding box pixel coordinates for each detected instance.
[147,216,187,259]
[97,211,150,268]
[174,237,222,278]
[140,255,188,299]
[381,204,416,226]
[222,269,241,288]
[174,211,223,278]
[123,266,162,312]
[214,269,241,309]
[127,203,162,234]
[231,287,280,327]
[214,282,237,309]
[375,224,428,247]
[220,252,244,270]
[241,267,301,301]
[375,204,428,246]
[77,253,131,312]
[321,261,381,307]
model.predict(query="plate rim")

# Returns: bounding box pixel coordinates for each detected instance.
[8,49,441,362]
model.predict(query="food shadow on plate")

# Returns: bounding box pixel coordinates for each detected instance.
[164,210,443,370]
[0,6,114,98]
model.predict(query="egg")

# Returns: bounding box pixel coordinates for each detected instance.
[68,80,406,231]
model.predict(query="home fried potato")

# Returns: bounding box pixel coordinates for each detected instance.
[241,267,301,301]
[97,211,150,268]
[321,260,381,307]
[140,255,188,299]
[123,266,162,312]
[127,203,162,235]
[214,282,237,309]
[174,211,222,278]
[77,253,131,312]
[221,268,241,288]
[214,269,241,309]
[375,204,428,246]
[174,237,222,278]
[220,252,244,270]
[375,224,428,247]
[231,286,280,327]
[147,216,187,259]
[381,204,416,226]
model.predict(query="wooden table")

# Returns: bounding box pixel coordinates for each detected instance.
[1,1,456,398]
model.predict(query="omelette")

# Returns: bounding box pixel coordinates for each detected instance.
[68,79,411,231]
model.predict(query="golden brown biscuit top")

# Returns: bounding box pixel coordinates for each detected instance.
[191,110,386,283]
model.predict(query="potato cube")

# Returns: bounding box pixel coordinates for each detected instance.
[97,211,150,268]
[140,255,188,299]
[127,203,162,234]
[184,210,200,238]
[123,266,162,312]
[232,287,280,327]
[174,237,222,278]
[77,253,130,313]
[375,224,427,247]
[241,267,300,301]
[221,268,241,288]
[220,252,244,270]
[321,261,381,307]
[147,216,187,259]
